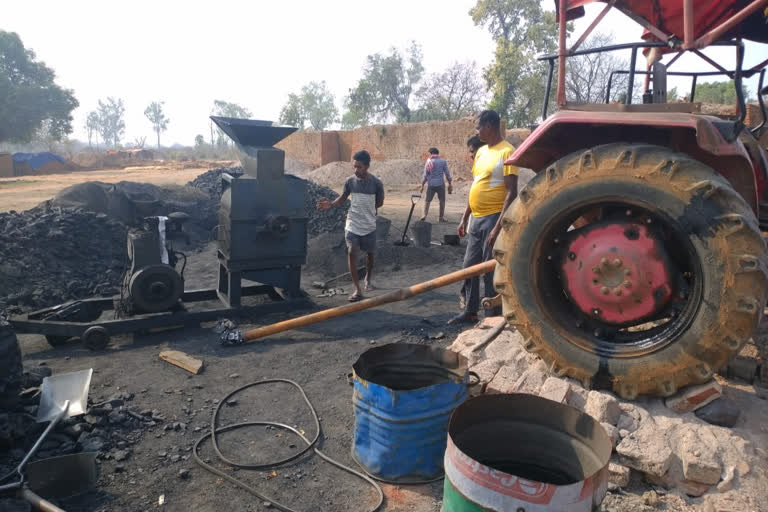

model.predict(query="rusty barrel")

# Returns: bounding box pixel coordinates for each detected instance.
[352,344,470,483]
[442,394,612,511]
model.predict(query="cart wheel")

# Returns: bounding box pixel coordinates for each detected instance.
[82,326,109,351]
[45,335,71,347]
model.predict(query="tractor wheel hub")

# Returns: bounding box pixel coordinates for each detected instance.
[562,222,674,325]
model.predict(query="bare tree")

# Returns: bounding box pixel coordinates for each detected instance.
[85,111,100,148]
[414,61,486,121]
[144,101,169,149]
[565,32,629,104]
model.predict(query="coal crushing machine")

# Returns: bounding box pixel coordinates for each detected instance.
[9,118,310,349]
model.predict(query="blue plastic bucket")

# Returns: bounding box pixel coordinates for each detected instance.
[352,343,470,483]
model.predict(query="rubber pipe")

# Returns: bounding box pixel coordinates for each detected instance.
[242,260,497,342]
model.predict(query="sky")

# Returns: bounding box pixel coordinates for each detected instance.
[3,1,767,147]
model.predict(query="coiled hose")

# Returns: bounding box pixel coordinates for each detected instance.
[193,378,384,512]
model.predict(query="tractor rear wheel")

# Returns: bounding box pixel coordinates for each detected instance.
[493,144,768,399]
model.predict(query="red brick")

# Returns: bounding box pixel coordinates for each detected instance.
[664,380,722,414]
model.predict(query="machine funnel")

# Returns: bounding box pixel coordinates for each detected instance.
[210,116,297,148]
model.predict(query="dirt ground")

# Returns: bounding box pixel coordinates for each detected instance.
[0,161,235,212]
[6,167,765,512]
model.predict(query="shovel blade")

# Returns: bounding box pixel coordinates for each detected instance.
[37,369,93,423]
[25,452,98,499]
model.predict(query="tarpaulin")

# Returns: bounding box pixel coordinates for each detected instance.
[12,152,68,170]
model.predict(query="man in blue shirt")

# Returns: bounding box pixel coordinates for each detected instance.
[419,147,452,222]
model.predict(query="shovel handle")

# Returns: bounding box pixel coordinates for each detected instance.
[19,488,66,512]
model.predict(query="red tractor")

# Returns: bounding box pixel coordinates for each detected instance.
[495,0,768,398]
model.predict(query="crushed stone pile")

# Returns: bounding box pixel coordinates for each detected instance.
[0,208,128,315]
[188,167,349,236]
[306,160,424,188]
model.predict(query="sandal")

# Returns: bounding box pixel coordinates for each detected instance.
[364,282,375,292]
[348,292,364,302]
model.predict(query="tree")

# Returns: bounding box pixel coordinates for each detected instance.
[279,81,338,130]
[565,32,629,104]
[97,97,126,147]
[144,101,169,149]
[211,100,252,146]
[693,80,749,104]
[470,0,562,126]
[0,30,78,142]
[194,134,206,148]
[413,61,486,121]
[85,111,100,148]
[342,42,424,128]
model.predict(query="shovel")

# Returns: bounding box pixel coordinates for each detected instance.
[0,369,94,512]
[394,194,421,247]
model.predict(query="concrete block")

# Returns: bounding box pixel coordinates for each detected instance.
[616,422,673,478]
[664,380,722,414]
[469,358,503,386]
[585,391,621,425]
[608,463,631,488]
[486,365,519,394]
[538,377,571,404]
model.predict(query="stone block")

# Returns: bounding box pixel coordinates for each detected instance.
[717,466,736,493]
[616,413,639,433]
[469,358,503,386]
[486,365,519,394]
[678,480,712,497]
[585,391,621,425]
[664,380,722,414]
[680,431,722,485]
[476,316,506,329]
[616,422,673,477]
[608,463,631,488]
[538,377,571,404]
[483,331,523,364]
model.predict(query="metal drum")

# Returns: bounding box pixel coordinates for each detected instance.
[352,343,470,483]
[442,394,612,512]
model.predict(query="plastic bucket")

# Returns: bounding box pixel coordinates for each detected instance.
[352,344,470,483]
[442,394,611,511]
[410,220,432,248]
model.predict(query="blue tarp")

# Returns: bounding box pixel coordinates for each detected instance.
[12,152,67,170]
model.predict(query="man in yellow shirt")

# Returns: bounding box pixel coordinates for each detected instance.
[449,110,518,324]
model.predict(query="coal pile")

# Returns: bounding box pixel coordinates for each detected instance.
[0,208,128,315]
[188,167,349,236]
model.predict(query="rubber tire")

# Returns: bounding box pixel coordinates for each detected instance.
[0,324,23,409]
[493,143,768,399]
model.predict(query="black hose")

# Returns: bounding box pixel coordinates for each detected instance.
[193,379,383,512]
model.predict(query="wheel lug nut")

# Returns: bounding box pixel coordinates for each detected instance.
[645,218,652,224]
[601,286,610,295]
[592,266,600,274]
[592,308,600,316]
[568,252,576,260]
[625,209,632,216]
[553,238,560,244]
[624,268,631,276]
[594,328,603,337]
[600,258,608,267]
[612,258,622,267]
[547,255,553,261]
[614,288,623,296]
[576,319,584,328]
[623,280,632,288]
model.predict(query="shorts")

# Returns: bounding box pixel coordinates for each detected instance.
[425,184,446,203]
[345,230,376,253]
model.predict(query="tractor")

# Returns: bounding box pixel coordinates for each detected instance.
[494,0,768,398]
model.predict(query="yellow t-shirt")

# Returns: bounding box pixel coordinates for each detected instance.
[468,140,518,217]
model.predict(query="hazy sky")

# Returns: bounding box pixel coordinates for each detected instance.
[4,1,767,146]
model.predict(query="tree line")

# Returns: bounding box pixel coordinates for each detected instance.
[0,1,757,148]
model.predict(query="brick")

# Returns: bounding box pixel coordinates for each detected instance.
[476,316,506,329]
[585,391,621,425]
[616,422,673,477]
[469,358,503,387]
[677,480,711,497]
[483,331,523,364]
[486,365,519,394]
[538,377,571,404]
[664,380,722,414]
[680,430,721,485]
[608,463,631,488]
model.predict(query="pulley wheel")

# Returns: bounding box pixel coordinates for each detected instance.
[129,264,183,313]
[82,326,109,351]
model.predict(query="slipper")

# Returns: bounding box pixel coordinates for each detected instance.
[348,293,364,302]
[364,282,375,292]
